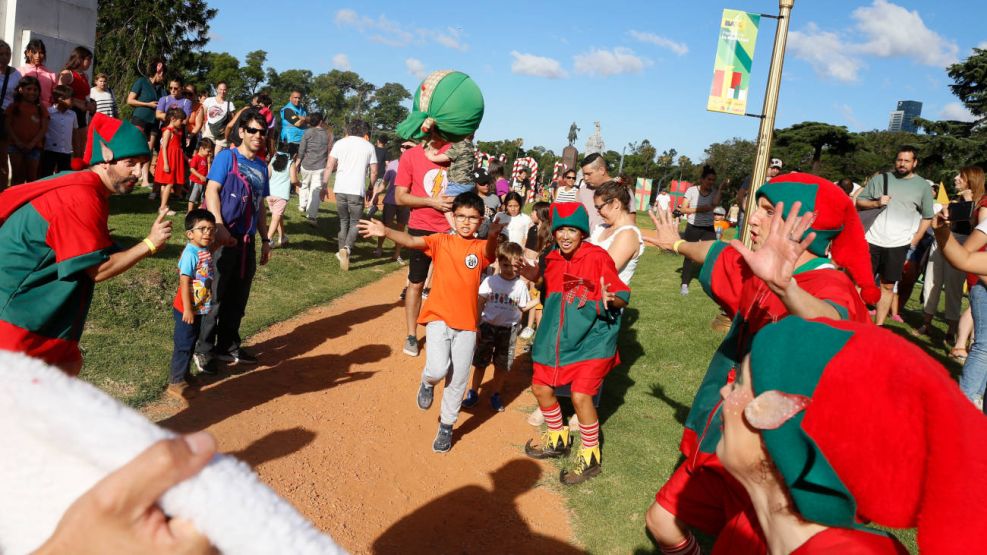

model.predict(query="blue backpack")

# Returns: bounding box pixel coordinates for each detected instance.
[218,148,255,238]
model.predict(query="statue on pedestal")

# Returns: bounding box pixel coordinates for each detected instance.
[567,122,580,147]
[585,121,605,155]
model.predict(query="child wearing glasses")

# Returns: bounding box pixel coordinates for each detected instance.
[153,106,187,216]
[168,209,218,402]
[358,192,505,453]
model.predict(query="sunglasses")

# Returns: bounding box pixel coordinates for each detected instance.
[564,175,576,179]
[243,126,268,136]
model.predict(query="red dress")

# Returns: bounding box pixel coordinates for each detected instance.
[153,126,186,185]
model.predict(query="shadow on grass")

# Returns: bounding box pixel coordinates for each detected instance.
[372,458,584,554]
[883,317,964,381]
[597,307,643,425]
[229,426,317,468]
[648,383,691,426]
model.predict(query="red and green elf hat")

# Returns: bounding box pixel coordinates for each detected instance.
[549,202,590,236]
[748,317,987,553]
[80,113,151,167]
[395,70,484,142]
[756,172,880,305]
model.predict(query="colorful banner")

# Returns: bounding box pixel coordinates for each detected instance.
[707,9,761,115]
[669,180,692,210]
[634,178,653,212]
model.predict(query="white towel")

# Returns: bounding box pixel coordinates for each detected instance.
[0,351,345,554]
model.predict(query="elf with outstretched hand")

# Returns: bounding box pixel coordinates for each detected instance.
[720,316,987,554]
[643,173,878,555]
[0,113,168,375]
[517,202,630,485]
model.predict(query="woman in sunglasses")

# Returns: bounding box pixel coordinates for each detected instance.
[555,171,578,202]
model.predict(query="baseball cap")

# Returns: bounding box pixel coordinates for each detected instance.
[714,206,727,215]
[770,158,784,169]
[473,167,492,185]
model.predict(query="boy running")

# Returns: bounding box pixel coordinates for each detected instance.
[358,192,504,452]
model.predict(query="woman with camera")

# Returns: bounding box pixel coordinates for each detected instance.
[677,165,721,295]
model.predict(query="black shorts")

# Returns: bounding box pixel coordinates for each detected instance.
[72,107,87,128]
[407,228,433,284]
[383,203,410,227]
[869,243,910,283]
[473,322,520,370]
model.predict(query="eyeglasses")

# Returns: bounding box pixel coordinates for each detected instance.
[243,126,267,136]
[453,214,482,223]
[168,86,180,91]
[191,226,216,234]
[593,199,612,212]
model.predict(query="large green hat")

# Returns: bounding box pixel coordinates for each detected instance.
[549,202,590,236]
[83,113,151,165]
[396,70,484,141]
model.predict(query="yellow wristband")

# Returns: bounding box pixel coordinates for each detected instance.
[672,239,686,255]
[143,238,157,255]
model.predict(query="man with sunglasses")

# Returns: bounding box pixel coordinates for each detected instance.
[194,109,272,372]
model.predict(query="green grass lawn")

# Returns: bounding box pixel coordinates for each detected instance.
[561,222,946,553]
[79,190,399,406]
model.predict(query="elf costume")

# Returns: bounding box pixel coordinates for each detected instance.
[749,316,987,554]
[655,173,880,554]
[0,113,149,373]
[396,70,484,141]
[526,202,630,482]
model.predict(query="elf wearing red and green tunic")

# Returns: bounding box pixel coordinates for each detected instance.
[0,113,168,375]
[520,202,630,485]
[644,173,882,555]
[736,316,987,554]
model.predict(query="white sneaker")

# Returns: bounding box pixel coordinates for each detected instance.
[519,327,535,340]
[527,408,545,426]
[680,284,689,296]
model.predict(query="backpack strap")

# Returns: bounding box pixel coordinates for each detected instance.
[882,172,888,196]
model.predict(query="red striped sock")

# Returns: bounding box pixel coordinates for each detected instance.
[542,403,564,432]
[580,420,600,449]
[660,533,700,555]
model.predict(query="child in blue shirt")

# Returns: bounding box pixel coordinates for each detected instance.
[168,209,217,401]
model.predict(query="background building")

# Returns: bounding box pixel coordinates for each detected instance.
[888,100,923,133]
[1,0,97,70]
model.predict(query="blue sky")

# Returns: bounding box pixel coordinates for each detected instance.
[207,0,985,161]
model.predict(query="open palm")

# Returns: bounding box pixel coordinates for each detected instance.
[729,201,816,293]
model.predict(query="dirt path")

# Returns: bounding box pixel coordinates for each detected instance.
[144,270,580,554]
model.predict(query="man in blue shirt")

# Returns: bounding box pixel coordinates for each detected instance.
[279,90,309,157]
[194,109,272,372]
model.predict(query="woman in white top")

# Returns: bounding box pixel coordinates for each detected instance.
[555,170,578,202]
[678,165,721,295]
[589,181,644,285]
[503,191,533,245]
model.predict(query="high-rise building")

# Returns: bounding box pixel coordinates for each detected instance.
[888,100,922,133]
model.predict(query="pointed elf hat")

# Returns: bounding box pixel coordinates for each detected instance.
[549,202,590,236]
[756,172,881,305]
[80,113,151,166]
[396,70,484,141]
[748,317,987,554]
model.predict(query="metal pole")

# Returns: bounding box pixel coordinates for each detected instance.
[741,0,794,246]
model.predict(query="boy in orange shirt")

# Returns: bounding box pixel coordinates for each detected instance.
[359,192,504,452]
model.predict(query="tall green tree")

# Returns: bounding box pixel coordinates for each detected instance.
[773,122,852,175]
[95,0,216,116]
[241,50,268,97]
[368,82,411,135]
[947,47,987,121]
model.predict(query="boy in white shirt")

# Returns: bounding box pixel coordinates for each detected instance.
[463,241,537,412]
[39,84,77,177]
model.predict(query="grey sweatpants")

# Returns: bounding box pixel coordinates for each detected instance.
[422,320,477,426]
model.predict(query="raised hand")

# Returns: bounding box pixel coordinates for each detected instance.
[729,201,816,295]
[357,218,386,238]
[646,206,682,251]
[148,211,173,251]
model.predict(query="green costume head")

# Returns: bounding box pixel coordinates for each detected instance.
[396,70,484,141]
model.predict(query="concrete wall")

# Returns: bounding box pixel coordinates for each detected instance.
[2,0,97,71]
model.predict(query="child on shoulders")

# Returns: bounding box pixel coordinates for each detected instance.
[425,133,477,230]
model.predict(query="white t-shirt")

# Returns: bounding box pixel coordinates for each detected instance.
[44,107,78,154]
[203,96,234,125]
[656,192,671,211]
[505,213,532,245]
[479,274,531,327]
[1,67,22,110]
[685,186,716,227]
[329,135,377,196]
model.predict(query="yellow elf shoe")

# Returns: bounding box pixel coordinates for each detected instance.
[560,446,602,485]
[524,427,572,459]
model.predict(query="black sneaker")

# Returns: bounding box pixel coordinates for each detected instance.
[215,348,258,365]
[193,353,217,375]
[462,389,479,408]
[432,423,453,453]
[417,382,434,410]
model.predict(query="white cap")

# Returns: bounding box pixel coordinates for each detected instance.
[770,158,783,169]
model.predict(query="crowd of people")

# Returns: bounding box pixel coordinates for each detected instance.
[0,47,984,553]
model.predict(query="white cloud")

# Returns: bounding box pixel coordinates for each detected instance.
[978,41,987,50]
[510,51,568,79]
[789,24,866,82]
[405,58,426,79]
[331,53,350,70]
[837,103,862,128]
[335,9,467,51]
[789,0,958,82]
[852,0,958,66]
[940,102,977,122]
[573,47,651,77]
[628,30,688,55]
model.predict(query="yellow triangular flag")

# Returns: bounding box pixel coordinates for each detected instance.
[937,181,950,205]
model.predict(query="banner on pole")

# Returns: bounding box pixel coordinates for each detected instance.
[707,9,761,115]
[634,178,653,211]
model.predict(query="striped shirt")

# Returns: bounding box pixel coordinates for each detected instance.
[555,186,578,202]
[89,87,118,118]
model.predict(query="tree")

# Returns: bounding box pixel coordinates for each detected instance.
[774,122,852,175]
[266,69,314,112]
[703,138,756,201]
[946,48,987,121]
[191,52,243,101]
[368,82,412,135]
[95,0,216,116]
[241,50,268,97]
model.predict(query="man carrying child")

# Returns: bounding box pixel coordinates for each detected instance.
[359,192,505,453]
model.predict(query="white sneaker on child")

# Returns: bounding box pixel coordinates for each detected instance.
[519,327,535,340]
